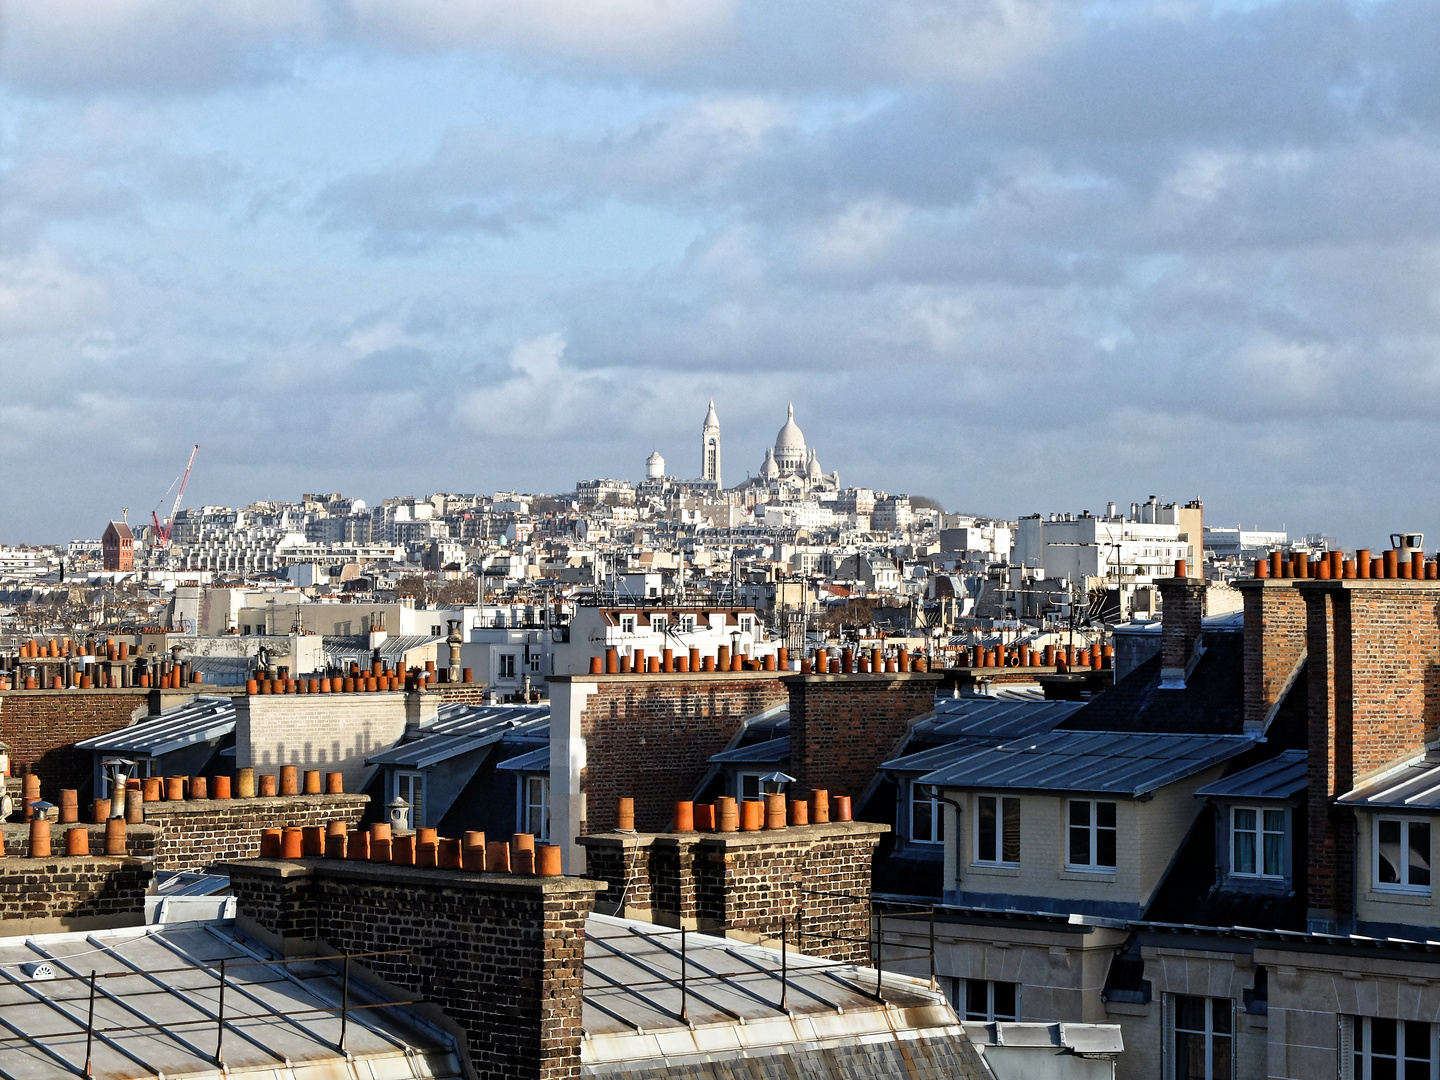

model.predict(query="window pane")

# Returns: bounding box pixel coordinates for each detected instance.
[1235,829,1257,875]
[992,982,1017,1021]
[1404,1061,1428,1080]
[1373,1017,1398,1057]
[1405,1021,1430,1064]
[1373,1060,1397,1080]
[913,798,934,843]
[965,980,988,1020]
[1175,995,1206,1033]
[1264,809,1285,834]
[1097,801,1116,829]
[1263,829,1284,877]
[1070,823,1091,866]
[1379,820,1403,884]
[1175,1032,1207,1080]
[1097,824,1117,868]
[1212,1033,1233,1080]
[1002,798,1021,863]
[1070,801,1090,828]
[1212,998,1232,1034]
[741,775,760,800]
[1409,822,1430,887]
[978,797,997,862]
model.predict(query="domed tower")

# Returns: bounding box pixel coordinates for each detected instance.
[773,403,806,475]
[701,400,721,487]
[646,450,665,479]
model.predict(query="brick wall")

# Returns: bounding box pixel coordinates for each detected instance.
[1301,580,1440,927]
[0,856,150,929]
[0,689,149,795]
[141,793,368,871]
[580,821,887,963]
[1,822,159,859]
[785,673,940,800]
[1238,580,1308,730]
[561,673,789,835]
[1157,577,1206,686]
[226,859,602,1080]
[236,694,407,794]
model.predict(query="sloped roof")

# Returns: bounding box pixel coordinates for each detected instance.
[1059,630,1245,735]
[1337,754,1440,811]
[75,696,234,757]
[495,745,549,773]
[918,730,1257,797]
[1195,749,1308,801]
[366,704,549,769]
[709,736,790,765]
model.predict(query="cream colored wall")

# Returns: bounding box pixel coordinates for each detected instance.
[879,918,1128,1024]
[947,767,1221,913]
[1353,807,1440,930]
[235,694,407,794]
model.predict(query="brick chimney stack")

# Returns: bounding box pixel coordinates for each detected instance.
[1156,561,1206,690]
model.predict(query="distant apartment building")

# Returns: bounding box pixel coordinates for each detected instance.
[102,520,135,571]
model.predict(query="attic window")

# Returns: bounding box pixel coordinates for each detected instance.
[650,615,668,632]
[620,616,636,634]
[679,615,696,633]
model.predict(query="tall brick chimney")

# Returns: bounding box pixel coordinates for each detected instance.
[1156,564,1206,690]
[1235,579,1307,733]
[1299,577,1440,932]
[785,672,941,799]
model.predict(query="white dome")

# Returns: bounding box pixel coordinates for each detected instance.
[645,451,665,479]
[775,403,805,453]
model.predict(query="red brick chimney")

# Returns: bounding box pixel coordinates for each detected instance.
[1235,579,1307,733]
[1299,576,1440,931]
[1156,562,1205,690]
[784,671,941,799]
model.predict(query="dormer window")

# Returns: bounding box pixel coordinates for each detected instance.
[1067,799,1117,871]
[975,794,1020,866]
[620,616,636,634]
[1375,816,1431,894]
[910,782,944,845]
[650,615,668,633]
[1232,807,1285,878]
[739,615,754,634]
[679,615,696,633]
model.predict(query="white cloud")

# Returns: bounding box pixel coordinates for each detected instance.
[0,249,112,339]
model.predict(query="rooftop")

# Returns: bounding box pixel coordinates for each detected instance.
[1195,749,1309,802]
[0,922,463,1080]
[366,703,549,769]
[917,730,1258,797]
[1338,754,1440,811]
[75,696,235,758]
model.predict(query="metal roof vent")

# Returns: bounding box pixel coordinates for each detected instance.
[21,962,56,980]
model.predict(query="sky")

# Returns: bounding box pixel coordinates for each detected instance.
[3,0,1440,546]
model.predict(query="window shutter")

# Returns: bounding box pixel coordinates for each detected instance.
[1161,993,1173,1080]
[1337,1015,1353,1080]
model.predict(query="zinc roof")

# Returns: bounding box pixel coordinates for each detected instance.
[918,730,1257,797]
[709,737,790,765]
[365,704,549,769]
[495,746,549,773]
[74,697,235,758]
[918,697,1084,740]
[1195,750,1309,801]
[0,922,463,1080]
[1337,754,1440,811]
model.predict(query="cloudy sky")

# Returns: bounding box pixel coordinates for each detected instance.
[3,1,1439,545]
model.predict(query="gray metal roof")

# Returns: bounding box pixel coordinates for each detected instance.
[1337,754,1440,811]
[322,634,443,665]
[495,746,549,773]
[918,730,1258,797]
[1195,750,1309,801]
[0,922,464,1080]
[581,914,953,1060]
[708,737,790,765]
[919,697,1084,740]
[74,697,235,758]
[366,704,549,769]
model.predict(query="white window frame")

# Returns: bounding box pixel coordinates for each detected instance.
[910,782,943,845]
[497,654,517,680]
[1374,815,1433,895]
[1066,798,1118,872]
[739,615,755,635]
[518,774,550,842]
[973,793,1021,867]
[395,771,424,830]
[737,772,765,802]
[1348,1016,1438,1080]
[678,615,696,633]
[650,615,668,632]
[619,615,636,634]
[1170,994,1234,1080]
[1230,805,1286,878]
[957,979,1019,1022]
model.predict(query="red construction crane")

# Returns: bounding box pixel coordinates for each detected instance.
[151,444,199,548]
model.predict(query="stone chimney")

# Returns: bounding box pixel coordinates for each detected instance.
[1156,561,1205,690]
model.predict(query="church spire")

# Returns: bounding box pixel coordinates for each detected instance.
[701,401,721,487]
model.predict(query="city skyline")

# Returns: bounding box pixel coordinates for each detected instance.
[5,2,1440,546]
